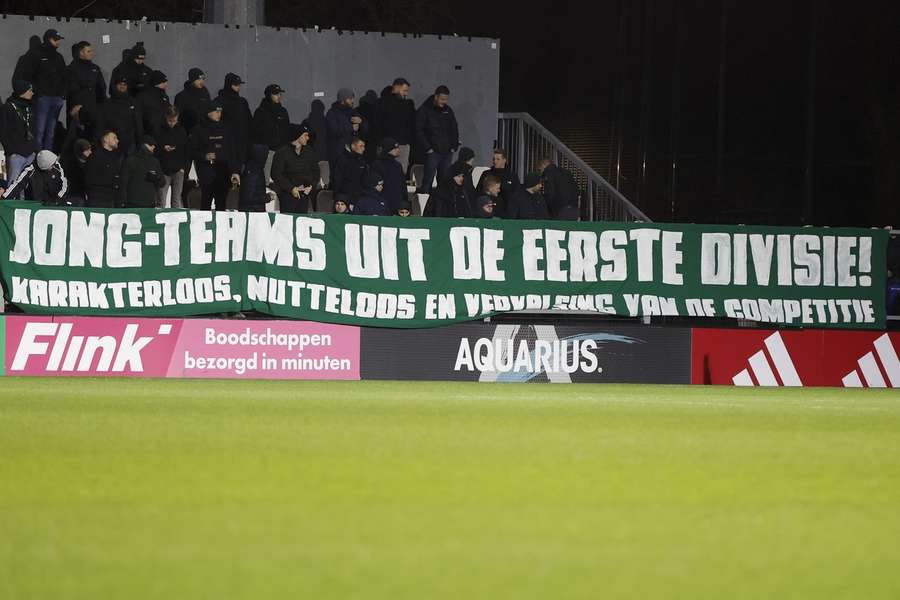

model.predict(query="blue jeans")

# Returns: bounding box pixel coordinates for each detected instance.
[420,151,453,193]
[4,153,35,194]
[35,96,65,152]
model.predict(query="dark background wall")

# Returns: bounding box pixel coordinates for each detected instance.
[0,13,500,164]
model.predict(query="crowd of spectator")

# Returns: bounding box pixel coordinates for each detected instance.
[0,29,581,221]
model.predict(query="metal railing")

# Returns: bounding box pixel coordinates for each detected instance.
[497,112,651,223]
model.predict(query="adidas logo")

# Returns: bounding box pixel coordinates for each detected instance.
[841,334,899,388]
[732,332,802,387]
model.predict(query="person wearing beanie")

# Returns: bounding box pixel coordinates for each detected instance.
[354,171,388,216]
[152,105,190,208]
[137,70,170,133]
[95,75,143,155]
[372,137,407,216]
[189,100,240,210]
[326,87,367,172]
[122,134,165,208]
[415,84,459,194]
[373,77,415,173]
[0,80,38,191]
[447,146,477,198]
[251,83,290,183]
[84,130,124,207]
[216,73,253,167]
[474,174,502,219]
[270,121,320,214]
[2,149,69,205]
[66,41,106,120]
[423,160,472,218]
[396,199,412,217]
[332,137,369,203]
[333,193,351,215]
[536,156,579,220]
[59,137,92,206]
[506,171,549,220]
[478,148,520,218]
[174,67,210,135]
[109,43,152,97]
[16,29,67,152]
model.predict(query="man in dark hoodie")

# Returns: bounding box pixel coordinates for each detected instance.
[478,148,520,218]
[372,137,407,216]
[424,162,472,218]
[355,172,388,216]
[122,135,165,208]
[84,130,124,208]
[271,121,320,214]
[59,138,92,206]
[251,83,290,183]
[110,43,152,97]
[174,68,210,135]
[66,41,106,126]
[374,78,415,174]
[325,88,366,171]
[239,143,270,213]
[190,100,241,210]
[20,29,68,151]
[415,85,459,193]
[448,146,477,197]
[506,172,549,220]
[332,137,368,203]
[536,157,580,220]
[96,75,142,155]
[0,80,38,189]
[137,70,170,134]
[153,105,189,208]
[216,73,253,167]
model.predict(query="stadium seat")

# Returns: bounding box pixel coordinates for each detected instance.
[416,193,429,216]
[316,190,334,213]
[472,166,489,187]
[411,164,424,189]
[319,161,330,189]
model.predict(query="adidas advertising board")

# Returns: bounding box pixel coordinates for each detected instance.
[360,322,691,383]
[692,328,900,388]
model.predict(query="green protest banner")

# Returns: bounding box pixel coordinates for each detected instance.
[0,202,888,329]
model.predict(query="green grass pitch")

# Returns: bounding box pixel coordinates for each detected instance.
[1,378,899,599]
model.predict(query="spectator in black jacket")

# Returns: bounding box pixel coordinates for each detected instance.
[190,100,240,210]
[216,73,252,168]
[251,84,290,182]
[506,172,549,220]
[20,29,68,151]
[326,88,366,170]
[271,121,320,214]
[355,172,388,216]
[374,78,415,173]
[12,36,41,89]
[0,80,38,190]
[109,43,152,97]
[152,105,189,208]
[372,137,407,216]
[66,41,106,127]
[537,157,580,220]
[174,68,210,135]
[122,135,165,208]
[415,85,459,193]
[424,162,472,218]
[478,148,520,218]
[59,138,92,206]
[2,150,68,204]
[239,142,270,213]
[137,70,169,134]
[306,99,328,162]
[84,130,124,207]
[332,137,368,203]
[474,175,501,219]
[448,146,477,197]
[97,76,143,155]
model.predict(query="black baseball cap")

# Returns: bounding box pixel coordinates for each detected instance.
[265,84,285,96]
[45,29,64,41]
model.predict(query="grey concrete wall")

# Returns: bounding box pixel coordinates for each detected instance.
[0,14,500,163]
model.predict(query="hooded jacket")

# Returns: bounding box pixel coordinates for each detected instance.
[239,143,269,211]
[84,146,124,208]
[59,138,91,201]
[66,54,107,109]
[122,145,164,208]
[415,99,459,156]
[325,101,366,163]
[424,175,472,218]
[371,147,407,215]
[0,94,38,157]
[190,114,238,175]
[271,142,320,197]
[331,147,368,201]
[109,47,153,97]
[354,172,388,216]
[251,97,290,151]
[374,92,415,146]
[137,86,170,134]
[96,88,143,153]
[541,164,579,217]
[506,186,549,220]
[216,85,253,165]
[2,152,68,204]
[152,119,190,175]
[174,81,211,135]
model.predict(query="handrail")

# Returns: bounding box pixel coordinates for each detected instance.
[498,112,652,223]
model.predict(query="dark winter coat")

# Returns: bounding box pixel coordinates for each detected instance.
[506,187,549,220]
[331,148,368,201]
[96,90,143,153]
[23,41,68,97]
[479,166,520,218]
[355,190,388,216]
[12,36,41,90]
[173,82,211,135]
[0,95,38,157]
[66,57,106,109]
[415,99,459,156]
[424,180,472,218]
[109,57,152,97]
[374,92,415,146]
[325,101,366,163]
[84,147,124,208]
[251,98,290,151]
[216,87,253,164]
[447,160,477,199]
[541,164,579,217]
[137,87,170,134]
[152,120,190,175]
[271,143,320,196]
[59,140,89,202]
[371,150,407,215]
[190,116,238,175]
[239,143,269,211]
[307,100,328,162]
[122,145,164,208]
